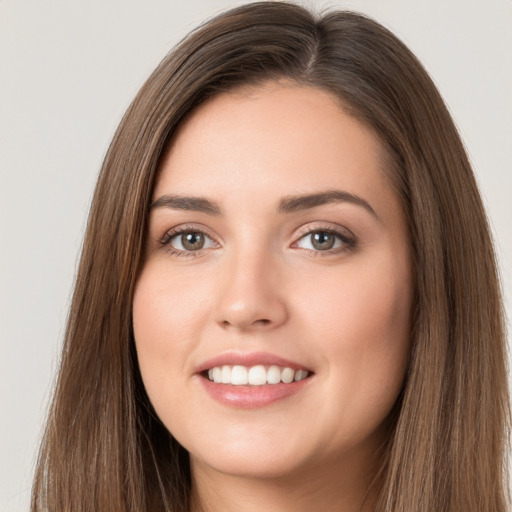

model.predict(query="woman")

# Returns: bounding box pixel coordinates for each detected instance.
[31,2,510,511]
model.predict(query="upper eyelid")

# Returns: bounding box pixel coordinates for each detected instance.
[295,222,355,239]
[160,223,220,243]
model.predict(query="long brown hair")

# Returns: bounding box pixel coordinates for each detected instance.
[32,2,510,511]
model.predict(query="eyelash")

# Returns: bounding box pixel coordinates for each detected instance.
[159,224,357,259]
[294,225,356,257]
[159,225,217,259]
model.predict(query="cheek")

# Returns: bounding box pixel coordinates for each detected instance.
[133,265,209,352]
[297,255,412,414]
[299,256,411,344]
[131,264,209,404]
[131,264,218,441]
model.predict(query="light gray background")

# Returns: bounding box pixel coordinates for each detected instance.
[1,1,511,510]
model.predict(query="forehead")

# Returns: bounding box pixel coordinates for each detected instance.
[154,82,394,216]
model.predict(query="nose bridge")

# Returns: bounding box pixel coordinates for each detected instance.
[214,234,288,330]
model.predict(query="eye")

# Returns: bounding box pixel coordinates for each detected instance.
[294,228,355,253]
[161,228,217,255]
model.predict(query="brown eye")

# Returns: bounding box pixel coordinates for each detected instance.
[311,231,335,250]
[295,228,355,254]
[167,230,216,252]
[180,232,205,251]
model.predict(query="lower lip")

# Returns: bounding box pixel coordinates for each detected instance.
[198,376,311,409]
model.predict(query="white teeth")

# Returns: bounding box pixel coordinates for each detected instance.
[266,365,281,384]
[281,367,295,383]
[206,364,310,386]
[231,365,248,385]
[221,365,231,384]
[294,370,307,382]
[248,365,267,385]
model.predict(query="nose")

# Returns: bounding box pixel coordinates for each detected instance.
[214,248,288,331]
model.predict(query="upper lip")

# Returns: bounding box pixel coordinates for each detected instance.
[195,351,312,374]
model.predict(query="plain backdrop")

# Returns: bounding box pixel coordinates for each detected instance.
[1,1,511,510]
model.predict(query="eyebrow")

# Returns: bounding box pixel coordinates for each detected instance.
[150,195,222,215]
[277,190,378,218]
[150,190,378,219]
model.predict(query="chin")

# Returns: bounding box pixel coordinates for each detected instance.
[186,433,312,480]
[191,451,307,480]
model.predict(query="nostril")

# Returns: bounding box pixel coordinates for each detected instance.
[221,317,272,329]
[216,293,288,330]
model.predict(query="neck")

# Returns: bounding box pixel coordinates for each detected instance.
[189,452,383,512]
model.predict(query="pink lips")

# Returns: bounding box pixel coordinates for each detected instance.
[195,351,313,409]
[195,351,310,374]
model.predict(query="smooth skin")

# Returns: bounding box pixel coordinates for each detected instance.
[132,81,414,512]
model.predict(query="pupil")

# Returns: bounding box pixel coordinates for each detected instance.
[182,232,204,250]
[312,231,334,250]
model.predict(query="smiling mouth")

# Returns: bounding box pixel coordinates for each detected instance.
[203,365,311,386]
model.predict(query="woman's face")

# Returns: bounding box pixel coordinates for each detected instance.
[133,82,413,481]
